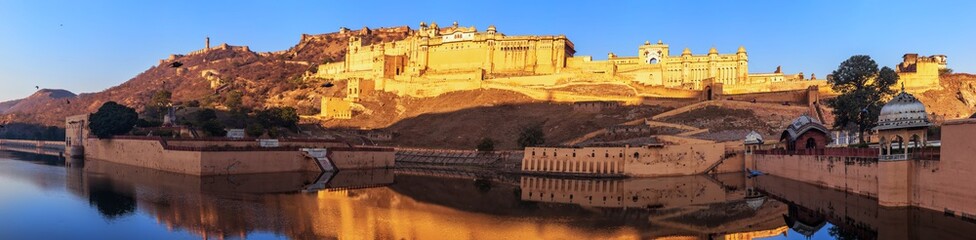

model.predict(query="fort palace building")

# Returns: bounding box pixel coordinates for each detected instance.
[311,22,946,119]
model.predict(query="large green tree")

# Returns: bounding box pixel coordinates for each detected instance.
[89,101,138,138]
[828,55,899,143]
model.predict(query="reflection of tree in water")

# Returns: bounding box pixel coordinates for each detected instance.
[87,183,136,220]
[828,225,860,240]
[474,179,492,193]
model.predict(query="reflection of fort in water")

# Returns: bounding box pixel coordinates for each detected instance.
[37,155,976,240]
[520,173,789,239]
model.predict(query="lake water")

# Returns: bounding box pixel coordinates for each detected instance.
[0,150,974,240]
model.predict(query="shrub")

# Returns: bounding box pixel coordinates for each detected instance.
[200,120,226,137]
[245,124,265,137]
[477,138,495,152]
[517,124,546,148]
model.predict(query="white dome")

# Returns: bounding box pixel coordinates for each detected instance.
[744,131,764,145]
[875,91,930,130]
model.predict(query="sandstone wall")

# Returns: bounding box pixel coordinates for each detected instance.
[523,142,733,177]
[754,154,879,197]
[85,138,203,175]
[198,151,318,175]
[328,148,395,169]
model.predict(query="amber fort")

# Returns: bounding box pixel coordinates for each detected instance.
[305,22,948,120]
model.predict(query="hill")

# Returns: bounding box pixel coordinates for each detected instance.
[0,99,20,114]
[0,89,76,115]
[0,27,410,126]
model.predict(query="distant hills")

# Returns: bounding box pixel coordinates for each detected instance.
[0,89,76,114]
[0,26,411,126]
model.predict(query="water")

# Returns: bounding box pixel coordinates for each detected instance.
[0,150,974,240]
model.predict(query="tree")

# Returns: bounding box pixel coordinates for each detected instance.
[150,90,172,107]
[827,55,898,144]
[255,107,299,131]
[199,120,226,137]
[89,101,138,138]
[517,124,546,148]
[224,90,243,109]
[194,109,218,125]
[142,90,172,121]
[245,124,265,137]
[477,138,496,152]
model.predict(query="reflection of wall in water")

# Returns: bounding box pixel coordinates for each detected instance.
[756,174,976,240]
[520,174,747,208]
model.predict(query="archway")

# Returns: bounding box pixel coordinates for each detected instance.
[879,137,888,155]
[705,87,713,101]
[805,138,817,150]
[891,135,905,155]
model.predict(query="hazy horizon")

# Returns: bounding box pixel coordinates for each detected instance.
[1,0,974,101]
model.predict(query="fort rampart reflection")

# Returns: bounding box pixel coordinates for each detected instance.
[754,174,976,240]
[58,159,798,240]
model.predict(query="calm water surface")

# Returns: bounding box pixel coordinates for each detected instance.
[0,150,974,240]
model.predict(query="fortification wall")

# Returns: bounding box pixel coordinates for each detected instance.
[723,80,829,95]
[85,138,203,175]
[85,138,315,175]
[724,89,809,104]
[383,78,483,98]
[912,119,976,217]
[522,142,732,177]
[625,143,727,177]
[754,154,879,197]
[328,148,395,169]
[198,151,318,175]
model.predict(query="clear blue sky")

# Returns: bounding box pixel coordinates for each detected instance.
[1,0,974,101]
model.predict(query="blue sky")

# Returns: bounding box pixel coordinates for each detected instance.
[1,0,974,101]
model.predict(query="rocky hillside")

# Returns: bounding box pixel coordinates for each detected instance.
[917,73,976,119]
[0,89,76,115]
[0,99,20,114]
[0,26,411,127]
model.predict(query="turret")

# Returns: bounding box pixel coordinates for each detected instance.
[487,25,497,34]
[736,45,748,82]
[708,47,718,55]
[682,48,692,57]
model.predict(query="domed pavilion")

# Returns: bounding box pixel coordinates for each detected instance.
[873,87,932,160]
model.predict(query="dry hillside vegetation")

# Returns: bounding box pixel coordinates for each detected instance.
[0,27,411,126]
[319,89,671,149]
[916,73,976,119]
[661,103,811,141]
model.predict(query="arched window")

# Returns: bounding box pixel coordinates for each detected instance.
[805,138,817,150]
[633,152,640,159]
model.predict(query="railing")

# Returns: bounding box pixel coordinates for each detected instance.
[754,148,878,157]
[99,136,362,152]
[880,153,908,161]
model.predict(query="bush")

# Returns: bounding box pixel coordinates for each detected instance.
[199,120,226,137]
[477,138,495,152]
[224,90,243,109]
[255,107,299,131]
[245,124,265,137]
[194,109,218,125]
[135,119,163,128]
[89,102,139,138]
[517,124,546,148]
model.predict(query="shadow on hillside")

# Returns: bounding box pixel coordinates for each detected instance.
[359,102,671,150]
